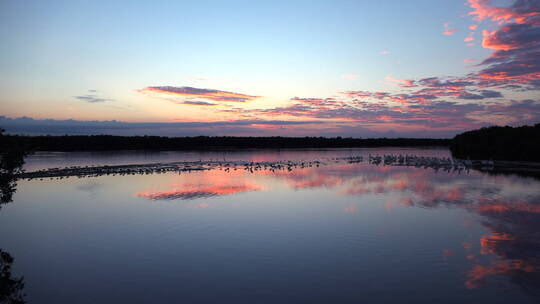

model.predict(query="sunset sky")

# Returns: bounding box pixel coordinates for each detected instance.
[1,0,539,137]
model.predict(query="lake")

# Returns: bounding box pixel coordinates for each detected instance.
[1,148,539,303]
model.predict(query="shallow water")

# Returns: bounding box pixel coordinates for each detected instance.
[2,148,540,303]
[22,147,450,171]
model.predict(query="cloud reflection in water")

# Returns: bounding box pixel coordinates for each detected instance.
[133,162,540,294]
[137,184,262,201]
[267,164,540,292]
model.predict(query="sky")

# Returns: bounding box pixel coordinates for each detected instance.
[1,0,539,137]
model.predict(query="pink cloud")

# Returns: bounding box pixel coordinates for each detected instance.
[465,0,540,86]
[139,86,260,103]
[468,0,540,25]
[443,22,458,35]
[465,32,475,42]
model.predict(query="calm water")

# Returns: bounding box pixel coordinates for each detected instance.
[1,148,539,303]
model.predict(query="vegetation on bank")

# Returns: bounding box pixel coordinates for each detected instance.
[0,129,27,303]
[2,124,540,162]
[450,124,540,162]
[0,135,450,151]
[0,129,27,205]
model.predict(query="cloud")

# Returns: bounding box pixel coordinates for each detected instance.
[479,89,503,98]
[469,24,479,30]
[443,22,458,35]
[290,97,338,106]
[458,90,503,99]
[241,100,478,130]
[343,77,504,105]
[181,100,219,106]
[139,86,260,102]
[74,90,113,103]
[466,99,540,126]
[468,0,540,25]
[465,32,475,42]
[379,50,391,55]
[5,93,540,139]
[465,0,540,87]
[415,77,474,88]
[0,116,328,136]
[219,89,539,134]
[481,24,540,51]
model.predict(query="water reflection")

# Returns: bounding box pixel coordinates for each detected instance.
[137,184,262,200]
[131,162,540,295]
[3,150,540,303]
[469,200,540,293]
[265,164,540,294]
[136,171,263,201]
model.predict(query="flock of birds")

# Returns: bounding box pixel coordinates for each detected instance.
[17,154,492,180]
[17,159,326,180]
[366,154,491,173]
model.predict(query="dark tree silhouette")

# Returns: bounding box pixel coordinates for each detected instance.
[0,128,27,303]
[450,124,540,162]
[0,250,25,304]
[1,134,450,151]
[0,129,26,206]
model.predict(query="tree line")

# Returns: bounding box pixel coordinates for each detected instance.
[2,124,540,161]
[0,135,450,151]
[450,123,540,162]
